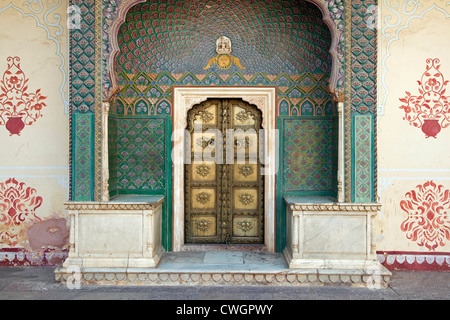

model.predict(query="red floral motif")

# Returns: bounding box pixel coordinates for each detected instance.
[400,180,450,251]
[0,57,47,136]
[399,58,450,138]
[0,178,42,247]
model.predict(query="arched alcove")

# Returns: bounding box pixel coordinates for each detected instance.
[105,0,342,252]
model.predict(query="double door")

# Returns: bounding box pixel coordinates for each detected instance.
[185,99,264,244]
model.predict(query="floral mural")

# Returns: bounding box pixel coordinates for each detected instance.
[0,178,43,247]
[399,58,450,138]
[400,180,450,251]
[0,57,47,136]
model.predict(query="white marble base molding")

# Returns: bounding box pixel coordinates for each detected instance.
[62,195,165,269]
[283,196,387,275]
[55,251,391,288]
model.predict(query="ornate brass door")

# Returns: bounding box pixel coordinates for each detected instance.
[185,99,264,244]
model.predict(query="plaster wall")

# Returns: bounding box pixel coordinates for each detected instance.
[377,1,450,268]
[0,1,69,265]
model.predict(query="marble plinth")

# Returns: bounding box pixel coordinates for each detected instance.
[61,195,165,269]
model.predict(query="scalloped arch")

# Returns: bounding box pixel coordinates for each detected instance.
[103,0,343,101]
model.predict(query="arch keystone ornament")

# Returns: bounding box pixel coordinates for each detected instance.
[0,57,47,136]
[400,180,450,251]
[203,36,245,70]
[399,58,450,138]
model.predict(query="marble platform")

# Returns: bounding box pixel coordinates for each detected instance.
[54,250,391,288]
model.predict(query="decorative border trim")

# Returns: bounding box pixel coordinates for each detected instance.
[64,199,164,211]
[94,0,103,201]
[285,202,381,212]
[344,0,352,202]
[0,248,68,266]
[377,251,450,271]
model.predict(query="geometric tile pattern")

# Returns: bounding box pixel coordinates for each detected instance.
[114,71,334,117]
[70,0,96,113]
[112,0,336,117]
[73,113,94,201]
[108,116,118,194]
[353,114,372,202]
[70,0,98,201]
[351,0,377,114]
[115,0,332,76]
[350,0,377,202]
[114,117,166,191]
[282,118,337,193]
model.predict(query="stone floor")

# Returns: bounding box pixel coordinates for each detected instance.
[0,266,448,300]
[159,251,288,271]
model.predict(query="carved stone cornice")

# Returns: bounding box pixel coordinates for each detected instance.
[64,199,164,211]
[284,200,381,213]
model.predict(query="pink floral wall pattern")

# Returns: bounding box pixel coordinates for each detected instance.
[400,180,450,251]
[0,57,47,136]
[0,178,43,247]
[399,58,450,138]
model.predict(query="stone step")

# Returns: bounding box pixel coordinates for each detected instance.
[54,251,391,288]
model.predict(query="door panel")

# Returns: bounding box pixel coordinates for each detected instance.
[185,99,264,244]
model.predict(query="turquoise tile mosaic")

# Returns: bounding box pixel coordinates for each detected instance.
[114,117,166,192]
[282,118,337,194]
[70,0,97,201]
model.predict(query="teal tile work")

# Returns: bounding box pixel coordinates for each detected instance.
[282,118,338,194]
[113,71,334,117]
[108,116,118,196]
[70,0,97,201]
[353,114,373,203]
[114,117,166,192]
[351,0,377,114]
[70,0,96,114]
[72,113,94,201]
[108,115,172,250]
[351,0,377,202]
[276,116,338,251]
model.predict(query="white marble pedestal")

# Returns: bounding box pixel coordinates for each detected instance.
[59,195,164,269]
[283,196,391,282]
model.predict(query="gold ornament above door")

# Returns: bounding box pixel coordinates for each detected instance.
[203,36,245,70]
[185,99,263,244]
